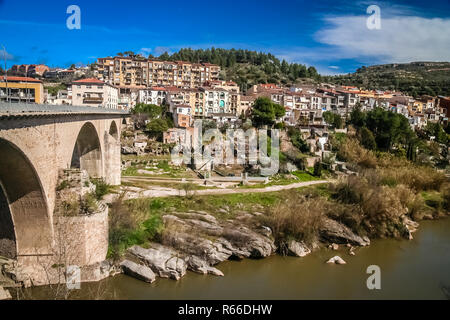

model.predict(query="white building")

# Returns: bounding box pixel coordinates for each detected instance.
[138,87,167,106]
[204,88,230,115]
[71,78,118,109]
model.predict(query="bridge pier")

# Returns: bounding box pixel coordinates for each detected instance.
[0,104,127,286]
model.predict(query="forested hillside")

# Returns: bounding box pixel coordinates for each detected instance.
[323,62,450,97]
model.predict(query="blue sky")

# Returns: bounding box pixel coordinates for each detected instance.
[1,0,450,74]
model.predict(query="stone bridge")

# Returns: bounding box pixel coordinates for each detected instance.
[0,103,128,284]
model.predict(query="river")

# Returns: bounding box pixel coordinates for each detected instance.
[28,218,450,300]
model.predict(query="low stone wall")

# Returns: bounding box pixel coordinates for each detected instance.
[56,206,109,267]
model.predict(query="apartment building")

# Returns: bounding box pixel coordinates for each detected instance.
[204,88,230,115]
[10,64,49,77]
[71,78,118,109]
[95,56,220,88]
[208,80,240,115]
[138,87,168,106]
[96,56,149,87]
[0,76,44,104]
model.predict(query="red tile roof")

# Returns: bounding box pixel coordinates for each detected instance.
[73,78,105,84]
[1,76,42,83]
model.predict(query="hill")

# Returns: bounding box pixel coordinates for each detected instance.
[161,48,321,91]
[323,62,450,97]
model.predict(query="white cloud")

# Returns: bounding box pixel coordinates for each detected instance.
[315,15,450,63]
[329,66,339,69]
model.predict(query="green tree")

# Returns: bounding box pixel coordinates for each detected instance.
[359,126,377,150]
[287,127,309,153]
[365,108,414,152]
[251,97,285,127]
[146,119,169,140]
[349,103,366,128]
[133,104,162,119]
[323,111,343,129]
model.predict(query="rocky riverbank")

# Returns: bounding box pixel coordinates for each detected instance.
[113,207,398,284]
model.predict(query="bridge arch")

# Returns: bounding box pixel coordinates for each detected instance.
[0,138,52,258]
[109,120,119,140]
[71,122,103,178]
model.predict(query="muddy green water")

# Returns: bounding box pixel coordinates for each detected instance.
[29,218,450,300]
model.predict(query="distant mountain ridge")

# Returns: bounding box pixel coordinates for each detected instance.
[324,61,450,97]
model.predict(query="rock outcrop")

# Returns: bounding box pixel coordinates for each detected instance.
[128,244,187,280]
[162,213,275,263]
[120,260,156,283]
[320,218,370,246]
[287,240,311,257]
[185,256,224,276]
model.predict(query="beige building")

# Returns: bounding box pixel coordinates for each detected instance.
[95,56,220,89]
[0,76,44,104]
[72,78,119,109]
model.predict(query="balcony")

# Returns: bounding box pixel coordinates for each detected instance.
[83,96,103,104]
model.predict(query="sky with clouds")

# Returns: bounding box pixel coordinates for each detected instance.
[0,0,449,75]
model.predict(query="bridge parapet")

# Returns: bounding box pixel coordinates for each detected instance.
[0,102,129,116]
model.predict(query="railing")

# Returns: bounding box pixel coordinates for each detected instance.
[0,102,129,114]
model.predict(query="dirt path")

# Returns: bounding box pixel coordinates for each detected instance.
[118,178,330,199]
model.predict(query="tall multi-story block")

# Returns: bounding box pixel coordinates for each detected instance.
[95,56,220,89]
[96,56,149,87]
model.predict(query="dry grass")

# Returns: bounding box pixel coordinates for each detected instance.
[337,138,378,168]
[259,189,326,250]
[330,175,426,238]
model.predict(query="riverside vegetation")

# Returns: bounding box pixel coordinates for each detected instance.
[107,137,448,270]
[105,106,448,283]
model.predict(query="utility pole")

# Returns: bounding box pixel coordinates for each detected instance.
[1,44,8,104]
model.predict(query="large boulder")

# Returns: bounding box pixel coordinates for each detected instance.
[185,256,224,276]
[128,244,187,280]
[320,218,370,246]
[120,260,156,283]
[287,240,311,257]
[326,256,346,265]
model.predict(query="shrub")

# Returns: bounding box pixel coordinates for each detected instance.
[178,182,197,199]
[91,178,112,200]
[80,193,98,215]
[337,138,377,169]
[330,176,420,238]
[313,161,322,177]
[108,194,164,260]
